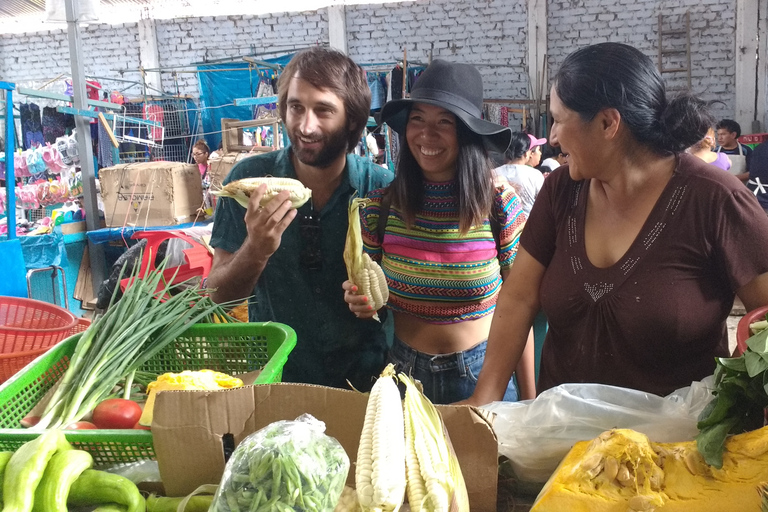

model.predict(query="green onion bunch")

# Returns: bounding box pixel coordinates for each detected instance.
[36,256,224,429]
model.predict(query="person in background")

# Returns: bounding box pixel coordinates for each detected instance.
[747,140,768,215]
[192,139,213,215]
[342,60,535,404]
[539,145,568,174]
[464,42,768,405]
[716,119,752,182]
[494,131,545,216]
[192,139,211,177]
[525,133,546,168]
[207,47,394,392]
[688,127,731,171]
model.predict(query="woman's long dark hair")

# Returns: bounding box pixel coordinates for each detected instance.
[554,42,713,154]
[386,118,494,234]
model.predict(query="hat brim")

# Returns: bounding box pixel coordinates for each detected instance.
[380,98,512,154]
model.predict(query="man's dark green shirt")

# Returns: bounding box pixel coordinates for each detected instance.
[210,148,394,391]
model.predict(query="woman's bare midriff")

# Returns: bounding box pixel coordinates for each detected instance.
[393,312,493,354]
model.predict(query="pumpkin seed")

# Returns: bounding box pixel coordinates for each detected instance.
[628,494,654,510]
[603,456,619,481]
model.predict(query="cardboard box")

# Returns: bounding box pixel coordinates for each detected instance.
[153,383,498,511]
[99,161,203,227]
[208,152,253,190]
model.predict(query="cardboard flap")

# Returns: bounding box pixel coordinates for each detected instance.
[153,383,498,511]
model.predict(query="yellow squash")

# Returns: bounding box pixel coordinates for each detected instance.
[138,370,243,427]
[532,426,768,512]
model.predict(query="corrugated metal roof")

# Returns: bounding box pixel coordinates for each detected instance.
[0,0,151,19]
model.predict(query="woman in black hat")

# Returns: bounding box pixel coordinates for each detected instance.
[343,59,535,404]
[466,42,768,405]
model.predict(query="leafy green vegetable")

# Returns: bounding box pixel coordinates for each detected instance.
[696,316,768,468]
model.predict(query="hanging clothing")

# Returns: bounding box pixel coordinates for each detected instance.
[20,103,44,150]
[143,104,164,143]
[391,65,404,99]
[42,107,72,144]
[500,106,509,127]
[367,72,386,111]
[97,120,114,169]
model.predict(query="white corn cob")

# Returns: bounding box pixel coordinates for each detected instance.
[356,364,407,512]
[335,486,362,512]
[343,198,389,321]
[399,373,470,512]
[212,177,312,209]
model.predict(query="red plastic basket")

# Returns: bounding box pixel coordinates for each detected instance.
[0,297,79,382]
[0,316,90,384]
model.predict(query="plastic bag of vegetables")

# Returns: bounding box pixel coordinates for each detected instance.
[211,414,349,512]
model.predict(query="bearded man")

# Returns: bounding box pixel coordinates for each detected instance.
[208,47,393,391]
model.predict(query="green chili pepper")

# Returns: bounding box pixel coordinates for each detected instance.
[67,470,144,512]
[146,495,213,512]
[33,449,93,512]
[3,430,70,512]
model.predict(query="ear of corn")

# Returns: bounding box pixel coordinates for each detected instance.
[212,177,312,209]
[356,364,406,512]
[344,198,389,321]
[398,373,470,512]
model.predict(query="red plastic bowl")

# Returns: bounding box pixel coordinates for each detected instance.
[735,305,768,356]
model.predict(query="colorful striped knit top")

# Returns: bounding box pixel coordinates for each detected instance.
[360,180,526,324]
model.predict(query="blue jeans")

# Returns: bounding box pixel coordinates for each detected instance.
[388,335,518,405]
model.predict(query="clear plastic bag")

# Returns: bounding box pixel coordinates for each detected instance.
[482,378,714,483]
[211,414,350,512]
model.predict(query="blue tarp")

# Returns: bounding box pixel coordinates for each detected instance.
[197,54,294,152]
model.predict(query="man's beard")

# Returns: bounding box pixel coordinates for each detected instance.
[289,125,349,168]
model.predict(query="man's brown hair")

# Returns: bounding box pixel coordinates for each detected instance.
[277,46,371,153]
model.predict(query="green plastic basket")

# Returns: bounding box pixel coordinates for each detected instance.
[0,322,296,466]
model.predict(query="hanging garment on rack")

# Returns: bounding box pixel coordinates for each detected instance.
[500,106,509,127]
[143,103,165,143]
[98,120,114,169]
[485,103,502,125]
[20,103,45,150]
[367,72,386,111]
[391,65,404,100]
[407,67,425,93]
[42,106,71,144]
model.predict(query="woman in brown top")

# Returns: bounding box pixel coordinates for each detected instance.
[465,42,768,403]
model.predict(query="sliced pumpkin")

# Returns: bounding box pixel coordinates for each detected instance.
[532,426,768,512]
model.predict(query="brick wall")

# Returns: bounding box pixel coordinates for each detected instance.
[155,11,327,96]
[0,23,140,106]
[0,0,753,127]
[547,0,735,124]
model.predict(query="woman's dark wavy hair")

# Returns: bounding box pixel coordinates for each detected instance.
[277,47,371,153]
[504,131,532,161]
[554,42,713,154]
[386,114,494,234]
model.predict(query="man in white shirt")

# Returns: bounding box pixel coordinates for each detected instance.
[494,131,545,216]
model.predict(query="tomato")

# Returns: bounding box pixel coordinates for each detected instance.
[92,399,143,429]
[65,421,98,429]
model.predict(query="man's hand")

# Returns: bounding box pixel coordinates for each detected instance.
[241,184,298,261]
[342,280,378,319]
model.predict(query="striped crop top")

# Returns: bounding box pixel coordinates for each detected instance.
[360,180,526,324]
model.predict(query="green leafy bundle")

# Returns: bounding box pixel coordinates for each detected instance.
[36,256,224,429]
[696,317,768,468]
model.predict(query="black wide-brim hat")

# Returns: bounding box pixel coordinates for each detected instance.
[380,59,512,154]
